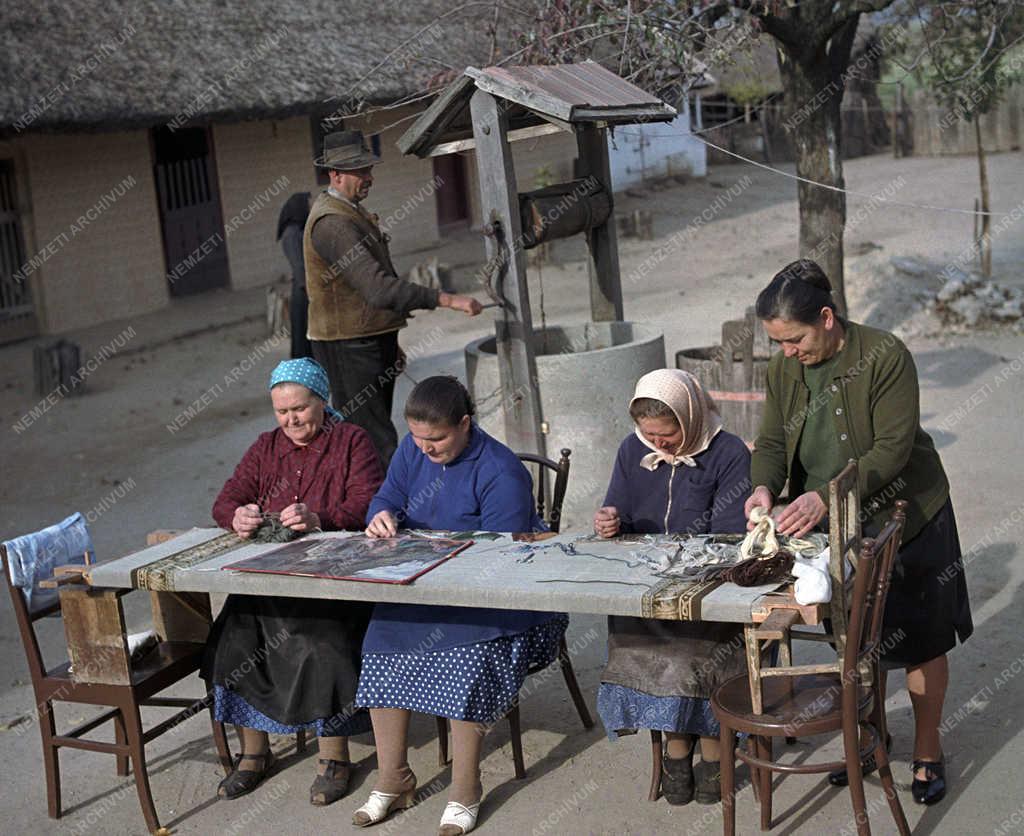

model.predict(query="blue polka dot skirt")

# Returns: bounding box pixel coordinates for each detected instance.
[597,684,720,738]
[213,685,371,737]
[356,615,569,722]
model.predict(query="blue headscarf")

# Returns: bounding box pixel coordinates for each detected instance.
[269,358,343,421]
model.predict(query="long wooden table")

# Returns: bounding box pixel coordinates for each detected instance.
[81,528,823,626]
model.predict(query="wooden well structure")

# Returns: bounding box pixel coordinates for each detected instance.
[399,61,675,457]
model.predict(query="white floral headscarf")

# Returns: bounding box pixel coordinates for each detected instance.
[630,369,722,470]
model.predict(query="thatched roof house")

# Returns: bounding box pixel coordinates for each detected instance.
[0,1,491,133]
[0,2,702,338]
[0,1,590,337]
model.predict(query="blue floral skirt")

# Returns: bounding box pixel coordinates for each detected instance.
[597,683,719,738]
[212,685,371,737]
[356,615,568,722]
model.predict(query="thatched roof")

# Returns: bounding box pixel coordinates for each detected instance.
[704,39,783,101]
[0,1,530,134]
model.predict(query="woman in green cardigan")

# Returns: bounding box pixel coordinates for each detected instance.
[745,259,973,806]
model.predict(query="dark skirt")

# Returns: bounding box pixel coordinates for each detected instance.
[598,618,748,739]
[601,616,748,699]
[879,498,973,669]
[201,594,373,731]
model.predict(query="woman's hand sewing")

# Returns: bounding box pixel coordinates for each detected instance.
[594,506,621,539]
[280,502,320,532]
[366,510,399,538]
[232,504,262,539]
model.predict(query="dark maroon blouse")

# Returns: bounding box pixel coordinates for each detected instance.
[212,418,384,531]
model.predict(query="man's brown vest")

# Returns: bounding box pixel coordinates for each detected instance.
[303,190,406,340]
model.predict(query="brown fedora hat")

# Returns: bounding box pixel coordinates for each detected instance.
[314,130,381,170]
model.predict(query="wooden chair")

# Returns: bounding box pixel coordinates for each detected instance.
[2,538,234,835]
[517,447,573,534]
[743,460,862,714]
[712,502,910,836]
[436,447,594,778]
[142,529,307,761]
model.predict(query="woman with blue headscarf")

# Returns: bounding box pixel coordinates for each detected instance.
[202,358,384,806]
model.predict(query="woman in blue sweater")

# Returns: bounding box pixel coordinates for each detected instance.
[594,369,751,806]
[352,376,567,836]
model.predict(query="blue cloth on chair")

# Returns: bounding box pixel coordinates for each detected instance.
[3,513,93,613]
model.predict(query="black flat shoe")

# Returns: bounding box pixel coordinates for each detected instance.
[911,757,946,805]
[828,733,892,787]
[661,750,695,805]
[218,750,275,800]
[694,759,722,805]
[310,758,352,806]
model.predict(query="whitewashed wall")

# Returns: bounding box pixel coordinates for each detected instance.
[608,98,706,189]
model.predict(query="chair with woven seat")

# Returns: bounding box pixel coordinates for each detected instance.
[712,502,910,836]
[3,522,234,835]
[436,447,594,778]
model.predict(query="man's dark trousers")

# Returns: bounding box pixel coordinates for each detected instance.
[312,331,400,465]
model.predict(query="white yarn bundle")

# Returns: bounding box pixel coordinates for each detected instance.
[740,507,780,560]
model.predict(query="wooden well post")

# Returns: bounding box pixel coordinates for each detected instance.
[470,90,546,455]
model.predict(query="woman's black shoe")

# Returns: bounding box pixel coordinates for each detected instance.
[911,758,946,805]
[218,750,275,800]
[661,750,695,805]
[310,758,352,806]
[828,733,892,787]
[694,759,722,805]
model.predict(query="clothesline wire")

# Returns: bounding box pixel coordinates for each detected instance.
[617,127,1015,217]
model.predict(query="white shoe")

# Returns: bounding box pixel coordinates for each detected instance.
[352,788,416,826]
[438,801,480,835]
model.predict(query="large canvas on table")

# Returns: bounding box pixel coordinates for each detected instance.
[222,535,472,584]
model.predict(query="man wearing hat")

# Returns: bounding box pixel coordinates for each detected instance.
[304,130,482,464]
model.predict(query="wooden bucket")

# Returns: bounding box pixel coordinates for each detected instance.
[675,309,770,444]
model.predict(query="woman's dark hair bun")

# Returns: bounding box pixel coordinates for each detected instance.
[786,258,832,293]
[755,258,837,324]
[404,375,475,427]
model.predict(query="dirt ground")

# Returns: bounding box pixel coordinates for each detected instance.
[2,150,1023,835]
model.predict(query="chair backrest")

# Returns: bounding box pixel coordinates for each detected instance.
[841,500,906,690]
[2,544,62,690]
[827,460,862,659]
[516,448,572,533]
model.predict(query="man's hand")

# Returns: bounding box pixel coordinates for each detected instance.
[439,292,483,316]
[775,491,827,538]
[744,487,774,530]
[366,510,399,538]
[232,504,262,539]
[280,503,320,532]
[594,506,621,539]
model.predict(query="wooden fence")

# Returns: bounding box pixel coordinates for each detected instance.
[909,86,1023,156]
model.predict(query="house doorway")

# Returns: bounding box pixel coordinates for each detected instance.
[0,159,37,343]
[151,126,230,296]
[433,153,470,231]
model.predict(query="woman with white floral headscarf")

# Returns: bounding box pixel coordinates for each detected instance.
[593,369,751,806]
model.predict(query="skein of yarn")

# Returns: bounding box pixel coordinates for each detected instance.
[721,549,795,587]
[740,506,780,560]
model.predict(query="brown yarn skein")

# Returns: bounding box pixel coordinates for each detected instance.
[720,550,795,587]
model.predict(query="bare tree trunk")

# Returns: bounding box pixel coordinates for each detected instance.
[775,19,858,316]
[760,104,774,165]
[974,116,992,277]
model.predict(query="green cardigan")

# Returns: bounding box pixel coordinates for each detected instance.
[750,321,948,542]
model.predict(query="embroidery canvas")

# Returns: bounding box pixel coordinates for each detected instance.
[222,535,472,584]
